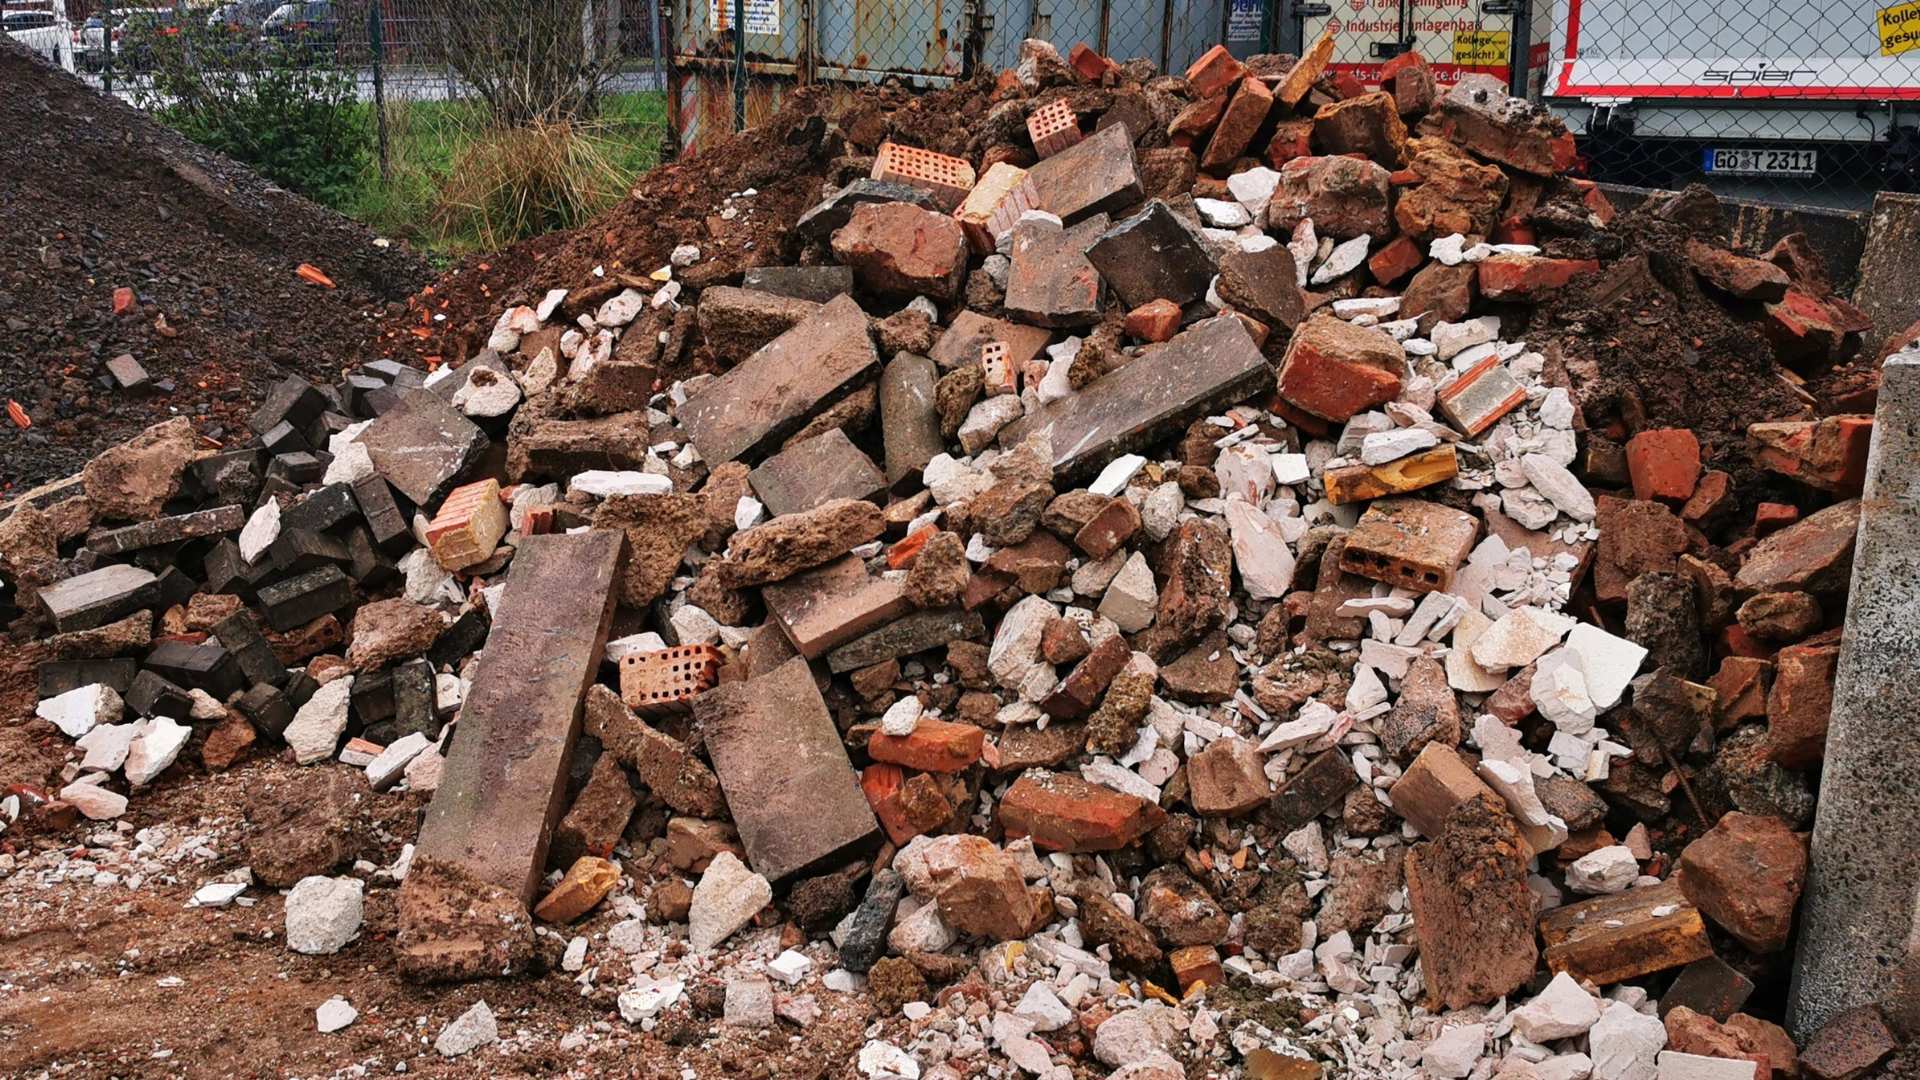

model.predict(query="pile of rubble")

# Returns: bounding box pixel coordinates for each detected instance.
[3,31,1906,1080]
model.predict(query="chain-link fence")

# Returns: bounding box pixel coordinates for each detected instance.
[19,0,1920,214]
[665,0,1920,211]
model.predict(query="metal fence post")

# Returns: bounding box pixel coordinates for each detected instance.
[370,0,390,179]
[101,0,113,96]
[733,0,746,131]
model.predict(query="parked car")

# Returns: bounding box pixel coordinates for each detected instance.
[261,0,336,56]
[78,8,176,73]
[4,8,66,63]
[206,0,281,30]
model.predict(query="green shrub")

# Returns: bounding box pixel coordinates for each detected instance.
[138,25,371,208]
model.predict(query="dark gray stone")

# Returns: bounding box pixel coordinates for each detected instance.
[38,563,159,633]
[1085,199,1218,310]
[839,868,905,973]
[742,265,856,303]
[354,389,488,506]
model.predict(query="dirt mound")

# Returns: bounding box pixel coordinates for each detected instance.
[0,39,431,492]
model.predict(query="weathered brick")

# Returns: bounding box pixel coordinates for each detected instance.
[954,162,1039,253]
[1477,255,1599,300]
[870,142,976,210]
[1026,123,1144,224]
[999,769,1166,852]
[1416,75,1576,176]
[1765,643,1836,768]
[426,478,508,572]
[1267,155,1394,239]
[1269,748,1359,833]
[1201,74,1274,171]
[1435,356,1527,436]
[832,201,969,302]
[1313,91,1407,167]
[1275,314,1406,422]
[1748,416,1872,494]
[1626,428,1703,503]
[1407,793,1539,1009]
[1539,878,1714,985]
[1389,742,1497,839]
[618,644,724,719]
[868,717,985,772]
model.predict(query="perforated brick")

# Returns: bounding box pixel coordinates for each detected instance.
[425,478,509,572]
[871,143,976,211]
[1027,99,1083,159]
[620,644,724,719]
[980,341,1016,396]
[1338,498,1479,593]
[954,162,1038,254]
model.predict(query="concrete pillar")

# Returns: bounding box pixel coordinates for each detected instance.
[1789,347,1920,1041]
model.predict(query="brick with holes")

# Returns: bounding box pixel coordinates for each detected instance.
[981,341,1016,396]
[871,142,977,211]
[954,162,1039,254]
[425,478,509,572]
[1338,498,1479,593]
[1435,355,1528,437]
[1028,99,1083,159]
[619,644,725,719]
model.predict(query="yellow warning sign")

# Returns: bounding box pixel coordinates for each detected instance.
[1453,29,1511,67]
[1881,0,1920,55]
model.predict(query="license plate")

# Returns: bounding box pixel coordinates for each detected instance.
[1704,147,1818,177]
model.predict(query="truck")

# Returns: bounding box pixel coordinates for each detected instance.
[1280,0,1920,206]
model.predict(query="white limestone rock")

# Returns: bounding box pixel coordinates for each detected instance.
[1590,1000,1666,1080]
[435,1000,499,1057]
[36,683,123,738]
[688,851,772,952]
[124,715,189,787]
[285,676,354,765]
[1512,972,1603,1042]
[285,875,365,955]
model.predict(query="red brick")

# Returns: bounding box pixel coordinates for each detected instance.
[1708,656,1772,729]
[1765,643,1836,768]
[1477,255,1599,300]
[1073,497,1140,559]
[1681,470,1732,525]
[1027,98,1083,159]
[1754,502,1800,536]
[887,525,937,569]
[1183,44,1245,99]
[1677,812,1806,954]
[867,717,985,773]
[1170,944,1225,994]
[1201,75,1275,172]
[1275,314,1406,422]
[1490,216,1537,246]
[112,286,137,315]
[1748,416,1872,494]
[999,768,1166,852]
[521,505,554,536]
[870,142,977,210]
[1068,43,1117,83]
[863,763,925,846]
[1312,91,1407,168]
[1368,235,1424,284]
[1733,499,1859,595]
[1125,299,1183,343]
[1762,289,1841,365]
[832,201,970,302]
[1265,117,1315,168]
[1340,497,1479,593]
[619,644,724,719]
[1379,51,1437,117]
[1170,94,1227,139]
[1042,633,1131,719]
[1626,428,1703,503]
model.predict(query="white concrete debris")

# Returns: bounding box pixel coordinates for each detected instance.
[435,1000,499,1057]
[1567,845,1641,894]
[618,978,686,1021]
[570,470,674,498]
[1532,651,1598,734]
[366,731,432,791]
[1522,452,1598,521]
[858,1040,920,1079]
[1361,427,1438,465]
[768,948,812,984]
[879,695,924,736]
[562,935,589,972]
[1590,999,1668,1080]
[36,683,123,738]
[1223,498,1296,600]
[316,997,359,1033]
[1195,197,1252,227]
[285,875,365,955]
[1098,551,1159,632]
[123,715,189,787]
[688,851,772,952]
[76,720,140,772]
[1566,622,1649,710]
[1511,972,1603,1042]
[1312,234,1371,285]
[59,778,127,819]
[238,498,281,564]
[1014,982,1074,1032]
[1422,1023,1487,1078]
[1472,605,1577,669]
[285,676,354,766]
[1656,1051,1762,1080]
[1089,454,1147,497]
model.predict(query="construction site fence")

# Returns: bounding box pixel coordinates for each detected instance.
[31,0,1920,210]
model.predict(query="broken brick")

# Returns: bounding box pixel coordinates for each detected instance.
[1339,498,1478,593]
[1406,792,1539,1009]
[1436,356,1527,436]
[868,717,986,773]
[1748,416,1872,494]
[832,201,969,302]
[999,768,1166,852]
[619,645,724,719]
[1027,98,1083,159]
[425,478,509,572]
[1275,314,1407,422]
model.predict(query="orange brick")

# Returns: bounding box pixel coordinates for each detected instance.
[998,768,1165,852]
[426,478,508,572]
[619,644,723,719]
[1625,428,1702,503]
[521,505,554,536]
[1754,502,1800,536]
[1368,235,1423,284]
[1170,944,1224,994]
[1124,299,1182,343]
[1477,255,1600,300]
[1068,43,1117,83]
[1490,215,1537,246]
[867,718,985,773]
[1027,98,1083,160]
[872,142,976,211]
[1184,44,1245,99]
[887,525,937,569]
[1339,497,1478,592]
[112,286,137,315]
[862,763,917,845]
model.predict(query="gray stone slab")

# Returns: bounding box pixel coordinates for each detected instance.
[1086,199,1218,310]
[879,352,943,491]
[679,294,881,465]
[742,265,856,303]
[85,504,245,555]
[354,389,488,506]
[412,530,626,906]
[748,429,886,517]
[1853,191,1920,347]
[826,607,987,674]
[38,563,159,633]
[1026,122,1143,224]
[693,656,880,883]
[1000,315,1274,483]
[1790,347,1920,1041]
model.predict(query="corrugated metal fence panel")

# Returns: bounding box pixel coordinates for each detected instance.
[1163,0,1226,72]
[815,0,964,78]
[1106,0,1173,68]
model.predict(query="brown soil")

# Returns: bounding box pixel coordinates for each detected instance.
[0,40,431,495]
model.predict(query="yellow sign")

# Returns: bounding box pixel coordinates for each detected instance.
[1881,0,1920,55]
[1453,29,1511,68]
